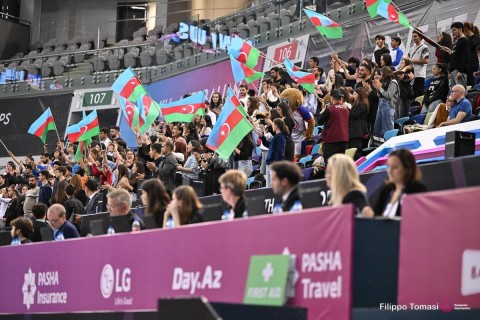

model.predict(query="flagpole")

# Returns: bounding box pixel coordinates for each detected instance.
[390,1,441,49]
[48,109,62,143]
[249,81,260,95]
[318,33,335,53]
[0,138,8,152]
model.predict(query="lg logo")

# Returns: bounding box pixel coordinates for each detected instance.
[100,264,131,299]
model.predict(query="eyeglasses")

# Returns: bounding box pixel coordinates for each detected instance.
[451,90,460,93]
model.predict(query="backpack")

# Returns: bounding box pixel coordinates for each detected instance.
[465,89,480,115]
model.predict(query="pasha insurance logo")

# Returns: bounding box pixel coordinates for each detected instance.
[100,264,133,305]
[22,268,36,310]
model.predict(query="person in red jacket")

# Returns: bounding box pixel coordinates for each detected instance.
[317,89,350,164]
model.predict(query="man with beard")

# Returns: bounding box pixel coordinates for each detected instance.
[23,176,40,216]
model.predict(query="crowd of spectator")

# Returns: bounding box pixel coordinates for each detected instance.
[0,20,479,244]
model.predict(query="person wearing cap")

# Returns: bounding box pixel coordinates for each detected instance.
[317,89,350,164]
[374,35,390,67]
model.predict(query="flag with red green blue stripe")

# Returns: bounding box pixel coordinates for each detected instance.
[160,91,206,123]
[138,94,161,133]
[65,110,100,143]
[227,87,249,119]
[229,36,260,68]
[73,138,92,162]
[366,0,380,17]
[28,107,57,143]
[119,96,144,129]
[229,55,264,84]
[111,68,148,103]
[284,58,316,94]
[303,9,343,39]
[376,0,412,29]
[206,98,253,160]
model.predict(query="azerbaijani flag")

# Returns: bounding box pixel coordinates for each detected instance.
[366,0,380,17]
[227,87,249,118]
[119,96,144,130]
[376,0,412,29]
[229,36,260,69]
[206,98,253,160]
[111,68,148,103]
[160,91,206,123]
[229,55,264,84]
[73,138,92,162]
[303,9,343,39]
[65,110,100,143]
[284,58,316,94]
[28,107,57,143]
[138,94,161,134]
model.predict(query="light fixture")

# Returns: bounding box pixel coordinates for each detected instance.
[131,6,146,10]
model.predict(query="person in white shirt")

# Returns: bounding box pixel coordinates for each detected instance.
[407,30,429,98]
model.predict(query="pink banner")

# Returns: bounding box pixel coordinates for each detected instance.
[0,206,354,320]
[398,186,480,309]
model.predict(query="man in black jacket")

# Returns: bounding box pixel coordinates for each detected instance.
[270,161,302,212]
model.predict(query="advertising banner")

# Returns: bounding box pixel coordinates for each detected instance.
[0,206,354,320]
[398,186,480,311]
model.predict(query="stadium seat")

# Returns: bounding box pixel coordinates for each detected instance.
[183,43,194,57]
[73,44,89,64]
[267,12,280,29]
[173,46,184,60]
[53,56,70,76]
[219,25,230,36]
[41,58,57,77]
[257,16,271,34]
[124,47,140,68]
[410,113,426,124]
[311,143,321,155]
[345,148,357,158]
[395,116,410,134]
[298,155,313,168]
[164,22,179,34]
[140,46,156,67]
[384,129,399,141]
[91,52,109,72]
[155,49,171,65]
[247,177,255,188]
[280,9,294,25]
[107,48,125,70]
[246,20,259,36]
[415,95,424,104]
[302,167,313,181]
[237,23,250,38]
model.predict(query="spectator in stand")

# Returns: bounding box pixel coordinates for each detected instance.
[435,32,453,65]
[380,53,393,69]
[185,123,200,144]
[442,22,470,88]
[47,204,80,239]
[210,92,223,115]
[317,89,350,164]
[355,63,379,138]
[51,166,68,205]
[432,98,452,128]
[348,87,369,159]
[260,79,280,108]
[464,22,480,86]
[147,140,177,194]
[264,118,289,186]
[270,161,302,212]
[238,84,250,107]
[23,176,39,216]
[141,178,171,228]
[394,57,415,118]
[10,217,33,244]
[64,184,84,221]
[177,140,201,180]
[372,66,399,137]
[421,63,449,114]
[38,170,52,206]
[408,30,430,98]
[373,149,427,217]
[163,186,204,227]
[83,178,101,215]
[70,174,88,206]
[99,127,111,150]
[326,154,374,216]
[324,54,346,92]
[4,186,24,227]
[390,36,404,69]
[373,35,390,67]
[109,126,125,145]
[107,189,143,229]
[219,170,247,218]
[438,85,473,126]
[271,66,288,86]
[233,134,255,178]
[30,203,49,242]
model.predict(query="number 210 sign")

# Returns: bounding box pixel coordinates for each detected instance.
[272,42,298,63]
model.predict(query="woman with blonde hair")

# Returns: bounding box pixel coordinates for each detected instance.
[326,154,374,217]
[163,186,204,227]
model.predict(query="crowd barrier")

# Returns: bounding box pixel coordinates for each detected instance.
[200,154,480,215]
[0,205,355,320]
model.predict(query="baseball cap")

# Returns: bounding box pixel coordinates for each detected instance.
[330,89,345,98]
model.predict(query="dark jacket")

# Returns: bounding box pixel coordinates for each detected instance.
[64,196,85,221]
[349,102,368,139]
[282,186,300,212]
[449,36,471,73]
[234,135,254,161]
[265,133,286,165]
[423,75,449,105]
[373,181,427,217]
[156,153,178,193]
[318,102,350,143]
[233,196,246,219]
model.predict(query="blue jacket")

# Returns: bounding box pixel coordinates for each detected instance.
[266,133,286,165]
